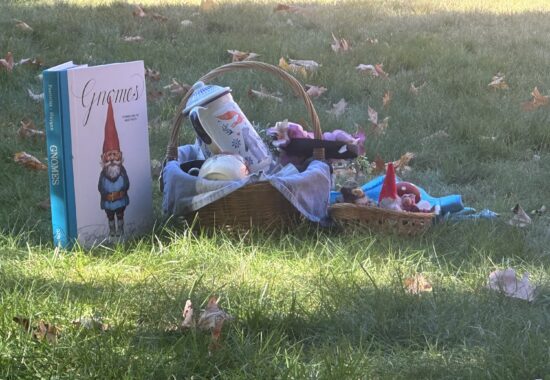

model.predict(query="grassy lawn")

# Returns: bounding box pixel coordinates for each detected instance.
[1,0,550,378]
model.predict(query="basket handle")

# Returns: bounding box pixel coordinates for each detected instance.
[165,61,324,162]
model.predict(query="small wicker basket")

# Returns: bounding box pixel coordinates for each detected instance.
[163,61,325,229]
[329,203,435,236]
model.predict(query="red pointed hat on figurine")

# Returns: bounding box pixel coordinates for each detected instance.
[102,97,120,155]
[378,163,402,211]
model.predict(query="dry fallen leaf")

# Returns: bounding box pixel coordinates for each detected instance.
[132,4,147,17]
[248,86,283,103]
[370,156,386,175]
[488,72,508,90]
[404,273,433,294]
[27,88,43,102]
[382,91,391,109]
[367,105,378,125]
[17,57,44,69]
[288,59,320,72]
[531,205,546,216]
[305,84,327,98]
[227,50,260,62]
[0,51,14,72]
[181,299,195,329]
[72,316,109,332]
[122,35,143,42]
[326,98,347,118]
[374,64,388,78]
[274,3,306,13]
[331,33,350,53]
[197,296,233,353]
[14,19,33,32]
[18,118,45,139]
[508,204,532,227]
[200,0,216,12]
[14,317,60,343]
[145,67,160,81]
[163,78,190,96]
[521,87,549,112]
[14,152,47,170]
[367,106,389,136]
[410,82,427,96]
[181,20,193,27]
[487,268,535,302]
[356,64,377,76]
[392,152,415,175]
[151,12,168,21]
[279,57,307,78]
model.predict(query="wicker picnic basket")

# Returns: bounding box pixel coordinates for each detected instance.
[329,203,435,236]
[164,61,325,229]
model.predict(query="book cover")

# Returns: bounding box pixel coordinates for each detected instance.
[43,61,79,247]
[45,60,153,247]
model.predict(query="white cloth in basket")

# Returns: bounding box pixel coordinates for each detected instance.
[162,143,331,223]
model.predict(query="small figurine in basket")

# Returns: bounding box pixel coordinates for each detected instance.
[378,163,433,213]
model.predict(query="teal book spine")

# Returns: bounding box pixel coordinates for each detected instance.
[43,70,71,247]
[58,70,77,244]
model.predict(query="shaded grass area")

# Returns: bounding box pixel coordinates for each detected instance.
[1,0,550,378]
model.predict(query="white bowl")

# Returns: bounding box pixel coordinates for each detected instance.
[198,154,249,181]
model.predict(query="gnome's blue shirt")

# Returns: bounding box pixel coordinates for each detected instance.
[98,166,130,210]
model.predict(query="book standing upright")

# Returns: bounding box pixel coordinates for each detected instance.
[43,60,153,248]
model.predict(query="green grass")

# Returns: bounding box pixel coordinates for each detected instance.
[1,0,550,378]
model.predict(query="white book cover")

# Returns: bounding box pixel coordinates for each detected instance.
[62,60,153,246]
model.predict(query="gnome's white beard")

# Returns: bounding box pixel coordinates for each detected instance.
[103,160,122,181]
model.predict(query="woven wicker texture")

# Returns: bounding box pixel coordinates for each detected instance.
[165,61,324,229]
[329,203,435,236]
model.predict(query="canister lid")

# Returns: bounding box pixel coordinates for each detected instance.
[182,81,231,115]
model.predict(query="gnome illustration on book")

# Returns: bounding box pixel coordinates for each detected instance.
[98,98,130,237]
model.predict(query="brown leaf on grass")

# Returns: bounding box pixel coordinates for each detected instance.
[488,72,508,90]
[531,205,546,216]
[151,12,168,22]
[392,152,415,175]
[326,98,347,118]
[404,273,433,294]
[198,296,233,353]
[0,51,14,72]
[163,78,190,96]
[279,57,307,78]
[181,299,195,329]
[288,58,320,72]
[410,82,427,95]
[18,118,45,139]
[145,67,160,81]
[147,89,164,101]
[508,204,532,228]
[521,87,550,111]
[370,156,386,175]
[374,64,388,78]
[227,50,260,62]
[487,268,535,302]
[13,316,32,332]
[382,91,391,109]
[14,152,47,170]
[132,4,147,17]
[14,317,60,343]
[200,0,216,12]
[14,19,33,32]
[356,64,377,76]
[72,317,109,332]
[27,88,43,102]
[331,33,350,53]
[305,84,327,98]
[17,57,44,69]
[248,86,283,103]
[35,320,61,343]
[37,198,50,210]
[274,3,305,13]
[122,35,143,42]
[367,106,389,136]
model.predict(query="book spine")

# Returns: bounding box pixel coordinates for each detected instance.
[43,70,71,248]
[59,70,78,244]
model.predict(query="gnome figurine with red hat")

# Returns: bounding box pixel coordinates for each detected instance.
[98,98,130,238]
[378,163,402,211]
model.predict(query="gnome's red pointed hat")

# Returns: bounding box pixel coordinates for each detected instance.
[378,162,398,202]
[102,98,120,155]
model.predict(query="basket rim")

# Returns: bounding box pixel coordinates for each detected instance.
[329,203,436,219]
